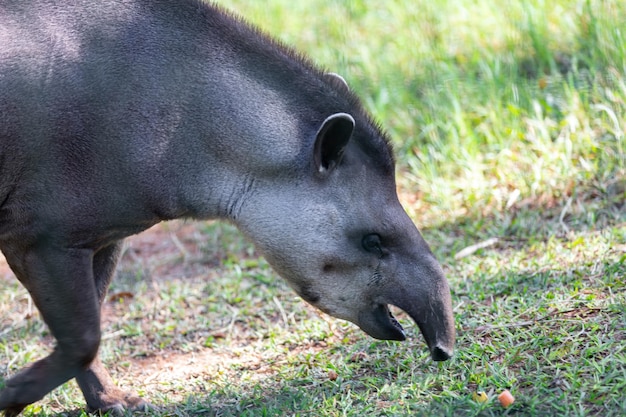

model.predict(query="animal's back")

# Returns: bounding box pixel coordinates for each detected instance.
[0,0,363,242]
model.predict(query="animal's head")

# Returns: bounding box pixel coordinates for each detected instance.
[234,101,454,362]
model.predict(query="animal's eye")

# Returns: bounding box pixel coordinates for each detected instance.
[362,233,383,256]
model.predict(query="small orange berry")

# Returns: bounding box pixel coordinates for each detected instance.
[498,390,515,408]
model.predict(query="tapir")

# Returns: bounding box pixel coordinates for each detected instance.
[0,0,455,414]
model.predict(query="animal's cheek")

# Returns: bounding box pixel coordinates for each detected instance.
[295,268,354,299]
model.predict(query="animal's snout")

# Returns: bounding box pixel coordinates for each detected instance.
[431,345,453,361]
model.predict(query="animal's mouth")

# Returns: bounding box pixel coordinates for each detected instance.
[357,304,406,341]
[385,304,406,335]
[359,304,453,361]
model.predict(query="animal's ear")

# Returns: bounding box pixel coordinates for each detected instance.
[314,112,355,174]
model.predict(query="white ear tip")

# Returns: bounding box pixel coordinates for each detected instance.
[324,112,355,126]
[326,72,349,90]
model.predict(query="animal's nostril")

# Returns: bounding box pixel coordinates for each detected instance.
[431,345,452,361]
[323,264,333,273]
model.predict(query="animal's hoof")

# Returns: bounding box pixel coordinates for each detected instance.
[88,394,154,416]
[97,403,126,417]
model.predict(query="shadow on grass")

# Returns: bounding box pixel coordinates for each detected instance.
[2,195,624,417]
[7,258,623,417]
[2,271,624,416]
[1,172,623,417]
[1,199,624,417]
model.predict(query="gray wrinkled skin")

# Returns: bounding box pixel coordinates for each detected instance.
[0,0,455,415]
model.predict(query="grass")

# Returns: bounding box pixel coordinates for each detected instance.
[1,0,625,416]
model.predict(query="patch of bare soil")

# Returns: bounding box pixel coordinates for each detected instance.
[118,220,217,281]
[0,221,209,283]
[107,221,292,393]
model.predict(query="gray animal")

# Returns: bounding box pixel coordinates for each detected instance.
[0,0,455,414]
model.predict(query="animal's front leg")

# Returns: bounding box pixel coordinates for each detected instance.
[75,242,150,414]
[0,246,102,416]
[76,356,149,415]
[0,351,75,417]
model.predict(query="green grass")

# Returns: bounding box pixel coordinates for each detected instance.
[1,0,625,416]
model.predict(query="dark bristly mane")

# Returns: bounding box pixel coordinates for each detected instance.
[188,0,395,173]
